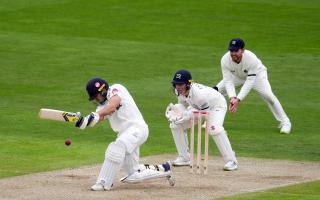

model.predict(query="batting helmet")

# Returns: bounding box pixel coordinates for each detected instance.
[86,77,109,101]
[171,69,192,86]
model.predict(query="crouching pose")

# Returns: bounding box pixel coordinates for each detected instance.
[215,38,291,134]
[166,70,238,171]
[76,77,174,191]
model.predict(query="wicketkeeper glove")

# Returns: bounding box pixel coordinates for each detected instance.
[172,109,192,125]
[166,103,190,124]
[165,103,175,119]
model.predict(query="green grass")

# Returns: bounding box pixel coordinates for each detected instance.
[0,0,319,198]
[217,180,320,200]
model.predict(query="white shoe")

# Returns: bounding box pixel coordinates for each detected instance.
[91,183,106,191]
[223,161,238,171]
[280,122,291,134]
[91,180,113,191]
[121,162,175,186]
[172,156,190,166]
[165,161,175,186]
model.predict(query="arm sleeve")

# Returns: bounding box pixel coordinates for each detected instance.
[221,61,236,98]
[107,87,121,99]
[236,58,259,101]
[236,75,256,101]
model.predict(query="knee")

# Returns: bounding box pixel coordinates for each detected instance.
[106,141,126,164]
[208,124,225,136]
[260,93,276,105]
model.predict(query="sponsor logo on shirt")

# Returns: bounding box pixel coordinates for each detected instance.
[112,88,119,95]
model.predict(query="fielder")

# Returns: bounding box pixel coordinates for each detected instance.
[75,77,174,191]
[166,70,238,171]
[214,38,291,134]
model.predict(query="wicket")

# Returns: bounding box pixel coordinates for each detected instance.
[190,111,209,175]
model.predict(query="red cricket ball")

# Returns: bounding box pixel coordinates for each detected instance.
[65,139,72,146]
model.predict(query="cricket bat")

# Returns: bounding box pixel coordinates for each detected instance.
[38,108,79,123]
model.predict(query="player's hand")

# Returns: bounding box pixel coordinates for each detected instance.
[229,97,240,113]
[75,112,86,129]
[75,112,100,129]
[173,110,191,124]
[165,103,175,119]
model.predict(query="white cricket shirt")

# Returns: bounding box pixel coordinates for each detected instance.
[221,49,267,100]
[178,83,227,110]
[96,84,147,134]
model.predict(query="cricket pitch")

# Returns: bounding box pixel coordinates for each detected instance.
[1,154,320,200]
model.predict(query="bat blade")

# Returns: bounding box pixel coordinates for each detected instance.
[39,108,79,123]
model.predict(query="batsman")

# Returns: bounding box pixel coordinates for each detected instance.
[166,70,238,171]
[75,77,174,191]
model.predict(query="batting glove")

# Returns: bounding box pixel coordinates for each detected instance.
[75,112,100,129]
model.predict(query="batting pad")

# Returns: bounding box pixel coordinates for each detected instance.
[212,130,237,163]
[170,127,189,159]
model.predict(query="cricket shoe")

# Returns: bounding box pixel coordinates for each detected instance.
[172,156,190,166]
[279,122,291,134]
[91,180,112,191]
[91,183,105,191]
[223,161,238,171]
[121,167,171,183]
[164,161,175,186]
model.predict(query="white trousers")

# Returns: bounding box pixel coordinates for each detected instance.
[216,70,290,124]
[170,106,237,164]
[117,125,149,175]
[95,125,148,189]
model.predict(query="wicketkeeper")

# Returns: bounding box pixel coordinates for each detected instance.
[75,77,174,191]
[166,70,238,171]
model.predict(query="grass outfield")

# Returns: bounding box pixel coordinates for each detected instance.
[217,180,320,200]
[0,0,319,198]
